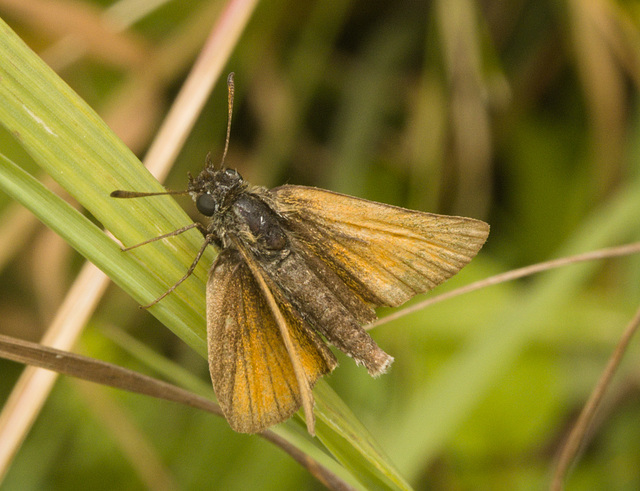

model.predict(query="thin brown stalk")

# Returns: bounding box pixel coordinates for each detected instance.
[550,304,640,490]
[0,333,225,416]
[371,241,640,330]
[0,263,110,478]
[0,334,355,491]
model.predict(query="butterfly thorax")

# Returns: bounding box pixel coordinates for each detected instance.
[188,167,289,254]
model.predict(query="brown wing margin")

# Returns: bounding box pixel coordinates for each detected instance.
[272,185,490,308]
[206,249,337,434]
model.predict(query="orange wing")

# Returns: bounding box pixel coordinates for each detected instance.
[206,249,337,433]
[273,185,489,308]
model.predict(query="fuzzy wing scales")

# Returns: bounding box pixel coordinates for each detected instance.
[273,185,489,308]
[206,249,337,433]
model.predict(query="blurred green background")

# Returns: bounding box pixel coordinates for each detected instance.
[1,0,640,489]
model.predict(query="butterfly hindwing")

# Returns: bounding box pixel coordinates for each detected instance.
[206,248,337,433]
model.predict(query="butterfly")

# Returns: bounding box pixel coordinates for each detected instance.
[112,73,489,434]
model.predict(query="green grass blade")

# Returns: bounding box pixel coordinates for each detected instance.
[0,17,411,490]
[314,381,412,491]
[0,16,210,355]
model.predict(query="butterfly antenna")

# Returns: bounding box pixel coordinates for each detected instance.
[110,189,189,199]
[219,72,235,169]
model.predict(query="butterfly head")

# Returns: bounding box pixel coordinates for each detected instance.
[188,167,246,217]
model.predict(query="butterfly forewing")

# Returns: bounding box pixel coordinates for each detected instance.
[206,249,337,433]
[273,185,490,308]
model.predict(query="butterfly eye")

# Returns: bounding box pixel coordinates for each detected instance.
[196,193,217,216]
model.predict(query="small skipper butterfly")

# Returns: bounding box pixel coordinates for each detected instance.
[112,73,489,434]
